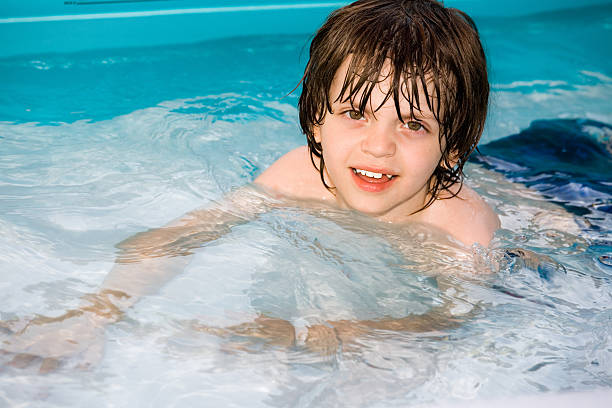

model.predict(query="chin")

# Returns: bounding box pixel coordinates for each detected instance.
[343,198,397,219]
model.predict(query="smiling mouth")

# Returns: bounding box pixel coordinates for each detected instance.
[351,168,397,192]
[352,168,395,180]
[351,167,398,193]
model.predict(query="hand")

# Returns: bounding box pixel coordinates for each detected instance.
[194,315,296,348]
[330,320,368,346]
[1,310,107,374]
[195,316,351,356]
[303,324,339,355]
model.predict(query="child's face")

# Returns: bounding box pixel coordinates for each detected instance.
[314,58,445,222]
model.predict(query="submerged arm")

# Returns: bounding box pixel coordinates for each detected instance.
[195,220,487,353]
[86,185,277,321]
[322,276,477,346]
[1,186,275,370]
[197,275,480,354]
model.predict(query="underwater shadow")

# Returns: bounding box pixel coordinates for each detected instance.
[472,118,612,231]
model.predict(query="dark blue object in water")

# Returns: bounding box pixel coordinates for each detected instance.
[472,119,612,222]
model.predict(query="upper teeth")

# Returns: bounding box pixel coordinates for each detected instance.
[354,169,393,179]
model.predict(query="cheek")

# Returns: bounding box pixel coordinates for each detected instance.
[318,122,346,156]
[320,138,339,167]
[400,141,443,173]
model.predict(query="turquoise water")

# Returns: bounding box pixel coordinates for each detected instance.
[1,4,610,133]
[0,4,611,407]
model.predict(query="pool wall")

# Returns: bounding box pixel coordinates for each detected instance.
[1,0,611,58]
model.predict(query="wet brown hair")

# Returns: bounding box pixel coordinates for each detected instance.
[298,0,489,213]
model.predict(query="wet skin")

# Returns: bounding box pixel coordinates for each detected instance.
[312,58,445,222]
[256,58,499,247]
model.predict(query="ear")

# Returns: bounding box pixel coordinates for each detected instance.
[438,145,460,170]
[313,125,322,144]
[448,149,460,168]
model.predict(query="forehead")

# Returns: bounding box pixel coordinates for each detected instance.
[330,56,441,117]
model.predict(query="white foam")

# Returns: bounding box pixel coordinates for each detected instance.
[493,80,568,89]
[581,70,612,82]
[484,81,612,142]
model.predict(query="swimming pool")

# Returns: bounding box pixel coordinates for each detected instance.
[0,1,611,407]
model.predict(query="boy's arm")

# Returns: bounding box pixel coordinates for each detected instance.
[311,276,476,352]
[1,186,274,371]
[198,275,478,354]
[82,185,277,321]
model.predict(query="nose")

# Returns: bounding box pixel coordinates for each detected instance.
[360,121,396,158]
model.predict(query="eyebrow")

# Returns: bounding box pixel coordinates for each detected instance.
[334,94,437,122]
[401,109,435,121]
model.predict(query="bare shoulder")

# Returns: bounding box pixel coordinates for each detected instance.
[254,146,331,201]
[422,184,500,247]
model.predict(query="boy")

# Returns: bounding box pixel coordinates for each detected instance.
[257,0,499,246]
[2,0,499,370]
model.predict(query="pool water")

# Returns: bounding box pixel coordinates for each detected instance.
[0,4,611,407]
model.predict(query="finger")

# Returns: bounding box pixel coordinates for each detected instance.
[305,325,339,356]
[220,340,254,354]
[0,323,14,336]
[0,318,25,335]
[191,323,232,337]
[76,335,105,371]
[9,353,39,369]
[39,357,60,374]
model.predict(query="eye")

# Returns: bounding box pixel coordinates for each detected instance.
[403,121,424,131]
[345,110,365,120]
